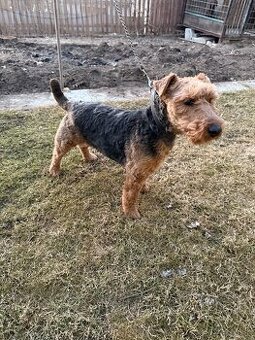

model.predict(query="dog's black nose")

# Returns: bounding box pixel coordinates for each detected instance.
[208,124,222,137]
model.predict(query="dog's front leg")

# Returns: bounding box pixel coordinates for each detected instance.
[122,155,157,219]
[122,172,146,219]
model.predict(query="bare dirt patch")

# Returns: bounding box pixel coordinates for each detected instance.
[1,36,255,95]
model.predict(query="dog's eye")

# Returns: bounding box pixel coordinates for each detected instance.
[184,99,195,106]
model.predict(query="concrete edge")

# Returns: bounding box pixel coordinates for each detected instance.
[0,80,255,111]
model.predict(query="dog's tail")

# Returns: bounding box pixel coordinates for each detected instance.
[50,79,69,110]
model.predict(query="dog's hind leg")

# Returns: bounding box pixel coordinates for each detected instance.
[49,116,77,176]
[49,143,74,176]
[77,143,98,162]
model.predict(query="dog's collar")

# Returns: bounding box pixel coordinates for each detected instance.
[149,89,174,135]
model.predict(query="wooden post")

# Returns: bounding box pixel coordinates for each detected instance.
[221,0,234,41]
[53,0,63,89]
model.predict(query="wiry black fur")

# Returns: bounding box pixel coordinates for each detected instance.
[72,102,175,164]
[50,79,176,165]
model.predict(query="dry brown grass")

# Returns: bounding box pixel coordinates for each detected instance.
[0,91,255,339]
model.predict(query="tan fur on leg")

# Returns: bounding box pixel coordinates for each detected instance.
[122,141,170,218]
[49,142,74,176]
[78,143,98,162]
[49,114,83,176]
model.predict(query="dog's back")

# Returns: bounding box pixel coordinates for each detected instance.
[72,102,144,164]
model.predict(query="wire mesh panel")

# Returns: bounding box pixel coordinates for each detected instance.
[184,0,255,39]
[183,0,231,37]
[185,0,230,21]
[224,0,253,36]
[245,2,255,32]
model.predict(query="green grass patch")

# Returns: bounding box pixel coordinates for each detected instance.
[1,92,255,339]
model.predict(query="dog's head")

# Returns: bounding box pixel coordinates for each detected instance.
[153,73,224,144]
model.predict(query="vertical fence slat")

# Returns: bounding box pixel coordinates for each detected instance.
[83,1,90,35]
[89,0,93,34]
[6,0,14,35]
[10,0,17,35]
[63,0,69,36]
[58,0,63,35]
[156,0,160,34]
[39,0,45,35]
[167,0,172,32]
[31,0,38,35]
[105,0,109,33]
[137,0,140,34]
[20,0,28,36]
[74,0,78,35]
[70,0,74,36]
[96,0,99,34]
[36,0,42,35]
[145,0,150,34]
[152,0,158,34]
[93,0,96,34]
[100,0,104,33]
[79,0,85,36]
[130,0,134,34]
[25,3,31,36]
[142,0,146,35]
[4,0,10,35]
[13,0,20,34]
[48,0,55,35]
[165,0,170,31]
[74,0,79,35]
[0,0,8,35]
[116,0,121,34]
[44,0,49,35]
[109,0,114,33]
[127,0,131,33]
[123,0,127,34]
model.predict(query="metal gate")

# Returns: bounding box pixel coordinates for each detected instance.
[183,0,255,40]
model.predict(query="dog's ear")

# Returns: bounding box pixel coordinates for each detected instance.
[153,73,178,97]
[196,73,211,83]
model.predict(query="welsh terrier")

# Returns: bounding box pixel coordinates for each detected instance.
[49,73,224,218]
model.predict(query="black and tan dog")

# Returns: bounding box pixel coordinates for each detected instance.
[49,73,224,218]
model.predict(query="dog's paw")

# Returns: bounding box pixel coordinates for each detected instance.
[49,167,60,177]
[124,209,141,219]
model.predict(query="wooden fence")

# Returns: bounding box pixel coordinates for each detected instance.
[0,0,186,37]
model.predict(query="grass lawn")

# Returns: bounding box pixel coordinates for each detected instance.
[0,91,255,339]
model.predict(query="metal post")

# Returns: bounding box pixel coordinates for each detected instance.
[53,0,63,89]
